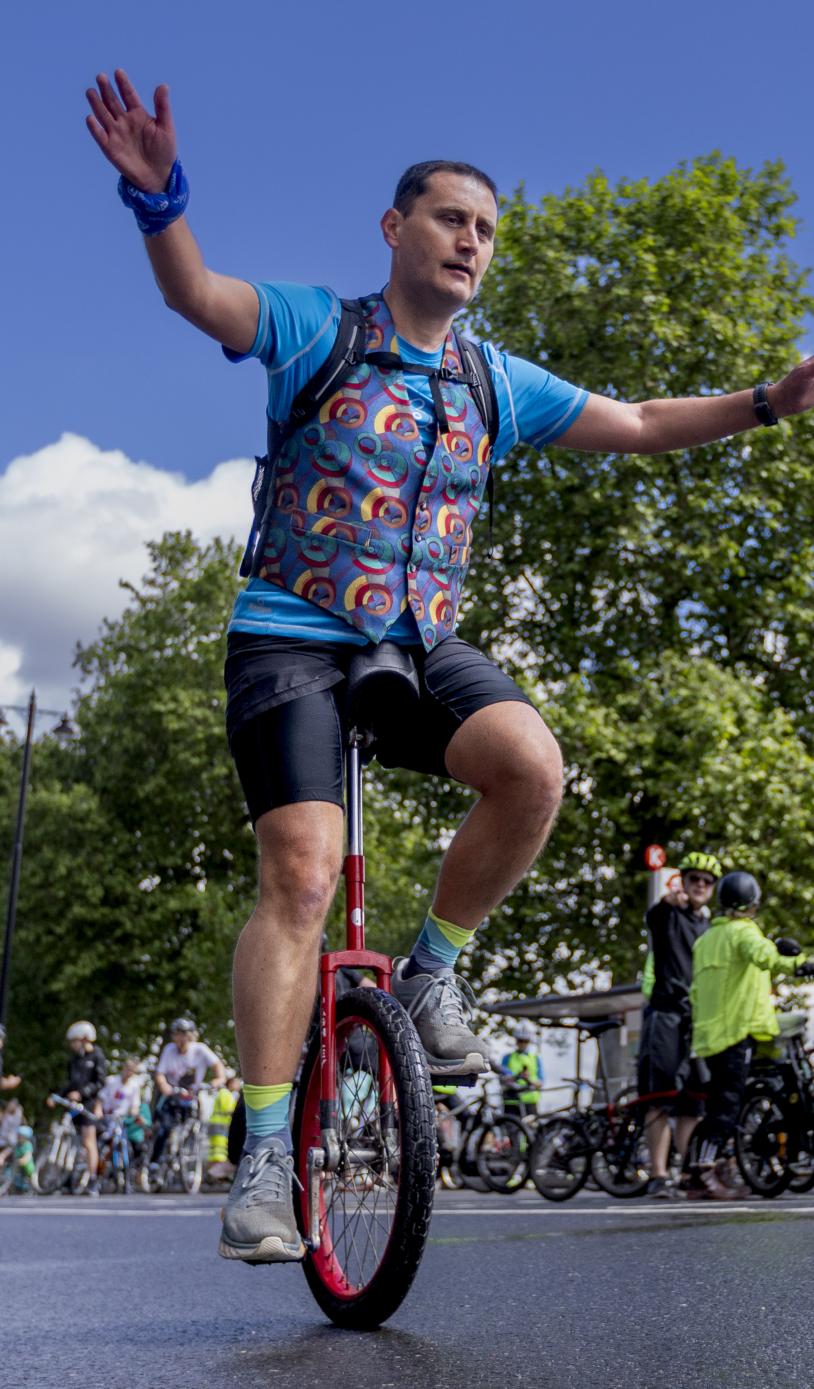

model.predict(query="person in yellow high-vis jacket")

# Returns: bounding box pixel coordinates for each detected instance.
[688,870,805,1200]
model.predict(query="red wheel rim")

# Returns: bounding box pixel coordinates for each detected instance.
[297,1013,400,1299]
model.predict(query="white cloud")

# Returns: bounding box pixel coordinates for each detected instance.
[0,434,252,718]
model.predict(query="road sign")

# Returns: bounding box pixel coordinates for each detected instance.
[644,844,667,870]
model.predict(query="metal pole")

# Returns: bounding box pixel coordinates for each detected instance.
[0,690,36,1028]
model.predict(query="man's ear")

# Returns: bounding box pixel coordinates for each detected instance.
[380,206,402,250]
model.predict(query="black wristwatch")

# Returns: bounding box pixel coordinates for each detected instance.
[753,382,779,427]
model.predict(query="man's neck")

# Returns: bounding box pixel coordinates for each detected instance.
[382,283,457,353]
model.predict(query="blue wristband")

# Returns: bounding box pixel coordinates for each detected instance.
[118,159,189,237]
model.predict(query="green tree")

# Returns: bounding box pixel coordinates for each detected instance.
[465,155,814,726]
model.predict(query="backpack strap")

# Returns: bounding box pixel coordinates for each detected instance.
[241,299,367,577]
[281,297,367,444]
[457,335,500,555]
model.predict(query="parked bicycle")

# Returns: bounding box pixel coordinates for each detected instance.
[728,1010,814,1199]
[529,1020,653,1202]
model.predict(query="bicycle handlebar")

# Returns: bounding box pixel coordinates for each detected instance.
[48,1093,99,1124]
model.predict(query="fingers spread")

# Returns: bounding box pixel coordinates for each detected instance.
[86,87,113,134]
[114,68,142,112]
[154,83,174,131]
[97,72,125,121]
[85,114,109,150]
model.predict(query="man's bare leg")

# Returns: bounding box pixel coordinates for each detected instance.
[222,800,344,1263]
[392,702,563,1072]
[232,801,344,1085]
[645,1108,672,1180]
[434,702,564,925]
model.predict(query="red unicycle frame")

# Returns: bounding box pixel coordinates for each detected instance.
[292,690,437,1329]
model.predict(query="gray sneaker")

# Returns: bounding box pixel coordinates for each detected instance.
[391,959,491,1076]
[218,1137,305,1264]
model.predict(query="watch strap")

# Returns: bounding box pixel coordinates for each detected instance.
[753,382,779,427]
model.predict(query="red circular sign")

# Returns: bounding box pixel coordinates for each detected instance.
[644,844,667,870]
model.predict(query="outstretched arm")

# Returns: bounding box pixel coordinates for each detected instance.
[555,358,814,454]
[86,70,258,354]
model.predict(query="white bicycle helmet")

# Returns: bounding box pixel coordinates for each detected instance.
[65,1020,96,1043]
[513,1020,536,1042]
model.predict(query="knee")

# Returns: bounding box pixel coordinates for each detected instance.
[257,842,343,930]
[492,726,564,823]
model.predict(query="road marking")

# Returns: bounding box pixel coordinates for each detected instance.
[432,1204,814,1216]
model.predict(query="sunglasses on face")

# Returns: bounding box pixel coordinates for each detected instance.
[685,873,715,887]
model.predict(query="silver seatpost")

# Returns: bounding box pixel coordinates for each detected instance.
[346,731,365,857]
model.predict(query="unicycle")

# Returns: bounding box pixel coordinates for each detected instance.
[291,644,438,1329]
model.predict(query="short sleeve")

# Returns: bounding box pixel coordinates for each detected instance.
[480,343,588,458]
[156,1045,172,1075]
[222,282,339,369]
[222,282,341,423]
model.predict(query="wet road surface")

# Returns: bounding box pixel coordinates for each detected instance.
[2,1186,813,1388]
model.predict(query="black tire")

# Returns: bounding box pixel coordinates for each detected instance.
[34,1156,64,1195]
[180,1124,203,1194]
[69,1150,90,1195]
[529,1117,591,1202]
[735,1092,794,1198]
[475,1115,531,1193]
[227,1094,246,1168]
[591,1109,650,1198]
[293,987,436,1329]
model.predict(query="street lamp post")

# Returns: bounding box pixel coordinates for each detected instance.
[0,691,75,1029]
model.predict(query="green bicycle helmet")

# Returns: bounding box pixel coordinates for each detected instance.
[679,850,722,879]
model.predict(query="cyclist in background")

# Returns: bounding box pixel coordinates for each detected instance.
[46,1021,107,1198]
[688,871,806,1200]
[637,851,721,1198]
[100,1056,143,1125]
[151,1018,225,1167]
[500,1021,543,1117]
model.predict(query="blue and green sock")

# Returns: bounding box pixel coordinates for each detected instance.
[243,1082,293,1154]
[403,907,477,978]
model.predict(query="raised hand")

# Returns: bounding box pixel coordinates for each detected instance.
[86,69,177,193]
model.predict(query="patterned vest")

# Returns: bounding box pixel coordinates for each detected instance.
[253,294,493,650]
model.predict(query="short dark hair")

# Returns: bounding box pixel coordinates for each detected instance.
[393,161,498,216]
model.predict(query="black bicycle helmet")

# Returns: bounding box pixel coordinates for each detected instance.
[717,871,761,912]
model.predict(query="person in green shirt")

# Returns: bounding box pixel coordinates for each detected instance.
[688,870,805,1199]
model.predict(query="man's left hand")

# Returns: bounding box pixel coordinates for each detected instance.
[770,356,814,419]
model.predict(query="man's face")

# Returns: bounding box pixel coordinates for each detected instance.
[172,1030,190,1052]
[383,172,497,312]
[682,870,716,911]
[69,1038,85,1054]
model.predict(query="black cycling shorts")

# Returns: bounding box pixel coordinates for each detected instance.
[225,631,535,824]
[637,1008,706,1117]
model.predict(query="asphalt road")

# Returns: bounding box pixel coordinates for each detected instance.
[2,1186,813,1389]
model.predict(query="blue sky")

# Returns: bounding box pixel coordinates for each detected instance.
[2,0,814,712]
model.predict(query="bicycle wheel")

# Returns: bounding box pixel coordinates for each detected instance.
[69,1149,90,1194]
[475,1115,531,1193]
[293,986,436,1329]
[34,1154,64,1195]
[180,1124,203,1194]
[735,1092,794,1198]
[529,1117,590,1202]
[592,1110,650,1198]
